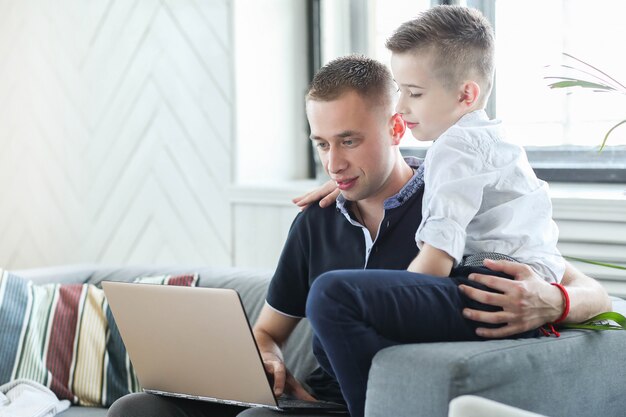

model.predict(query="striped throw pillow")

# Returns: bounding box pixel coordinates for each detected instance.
[0,270,197,407]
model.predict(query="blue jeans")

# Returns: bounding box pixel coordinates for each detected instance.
[305,268,539,417]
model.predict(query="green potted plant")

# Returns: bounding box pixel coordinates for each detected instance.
[545,53,626,151]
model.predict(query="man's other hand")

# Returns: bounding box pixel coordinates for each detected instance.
[458,258,563,338]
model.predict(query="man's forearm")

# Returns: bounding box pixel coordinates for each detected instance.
[253,328,285,360]
[561,262,612,324]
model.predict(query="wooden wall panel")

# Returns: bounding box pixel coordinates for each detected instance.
[0,0,233,268]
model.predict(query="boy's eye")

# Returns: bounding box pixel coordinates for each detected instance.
[409,92,422,98]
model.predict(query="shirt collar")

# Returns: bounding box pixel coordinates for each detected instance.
[457,109,490,125]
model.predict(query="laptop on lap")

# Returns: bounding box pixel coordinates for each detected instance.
[101,281,347,413]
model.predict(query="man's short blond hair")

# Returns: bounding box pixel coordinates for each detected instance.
[386,5,494,102]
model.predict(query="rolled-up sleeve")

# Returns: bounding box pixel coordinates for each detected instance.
[416,135,495,265]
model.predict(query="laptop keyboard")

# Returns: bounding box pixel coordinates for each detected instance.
[278,397,347,411]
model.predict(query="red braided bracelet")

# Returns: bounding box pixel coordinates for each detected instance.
[540,283,571,337]
[551,283,570,324]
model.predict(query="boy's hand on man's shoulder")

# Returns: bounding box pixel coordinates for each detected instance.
[293,180,339,210]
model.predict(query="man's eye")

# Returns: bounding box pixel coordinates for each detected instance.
[316,142,329,150]
[343,140,353,146]
[409,92,422,98]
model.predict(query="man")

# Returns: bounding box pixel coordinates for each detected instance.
[108,55,610,417]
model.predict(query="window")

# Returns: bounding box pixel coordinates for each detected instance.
[317,0,626,182]
[494,0,626,149]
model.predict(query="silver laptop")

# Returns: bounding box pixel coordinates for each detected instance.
[102,281,347,413]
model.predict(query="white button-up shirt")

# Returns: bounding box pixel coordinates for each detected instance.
[416,110,564,282]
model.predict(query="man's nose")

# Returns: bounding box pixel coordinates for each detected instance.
[327,148,347,174]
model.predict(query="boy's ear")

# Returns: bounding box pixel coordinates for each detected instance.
[390,113,406,145]
[459,81,481,107]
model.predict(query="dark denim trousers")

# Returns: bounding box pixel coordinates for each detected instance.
[305,268,539,417]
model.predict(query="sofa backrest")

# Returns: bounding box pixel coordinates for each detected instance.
[13,264,319,385]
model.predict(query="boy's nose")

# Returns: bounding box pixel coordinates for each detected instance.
[395,97,407,115]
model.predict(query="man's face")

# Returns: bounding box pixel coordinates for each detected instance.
[307,91,397,202]
[391,51,464,141]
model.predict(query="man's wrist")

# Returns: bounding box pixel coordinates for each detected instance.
[551,283,570,324]
[544,283,566,324]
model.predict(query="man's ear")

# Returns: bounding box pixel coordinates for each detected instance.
[390,113,406,145]
[458,81,481,108]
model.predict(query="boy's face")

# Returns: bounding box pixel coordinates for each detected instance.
[306,90,399,203]
[391,51,465,141]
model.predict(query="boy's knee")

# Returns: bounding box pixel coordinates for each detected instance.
[306,271,351,322]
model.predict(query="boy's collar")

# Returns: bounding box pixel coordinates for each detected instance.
[457,109,489,125]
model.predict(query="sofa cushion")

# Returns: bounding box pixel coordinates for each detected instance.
[0,270,197,407]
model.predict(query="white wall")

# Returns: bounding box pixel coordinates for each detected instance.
[0,0,313,270]
[0,0,234,268]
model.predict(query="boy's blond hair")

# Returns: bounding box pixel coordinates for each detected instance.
[306,55,396,112]
[386,5,494,103]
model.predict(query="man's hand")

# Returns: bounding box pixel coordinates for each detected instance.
[292,180,339,210]
[253,305,317,401]
[261,353,316,401]
[458,258,564,338]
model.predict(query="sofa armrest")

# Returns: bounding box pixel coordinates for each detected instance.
[366,330,626,417]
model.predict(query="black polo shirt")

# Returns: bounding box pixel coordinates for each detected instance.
[267,158,425,318]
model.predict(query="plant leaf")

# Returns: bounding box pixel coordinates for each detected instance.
[600,119,626,151]
[561,323,624,330]
[547,79,615,91]
[555,64,626,92]
[563,53,626,92]
[561,311,626,331]
[563,255,626,270]
[590,312,626,327]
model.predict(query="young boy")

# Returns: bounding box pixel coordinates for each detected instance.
[388,5,564,282]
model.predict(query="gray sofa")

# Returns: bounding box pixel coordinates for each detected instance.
[13,264,626,417]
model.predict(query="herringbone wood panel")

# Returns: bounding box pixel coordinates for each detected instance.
[0,0,233,268]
